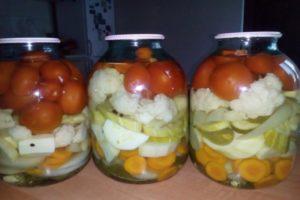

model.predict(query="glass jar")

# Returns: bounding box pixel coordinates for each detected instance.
[190,32,299,189]
[0,38,90,186]
[88,34,188,183]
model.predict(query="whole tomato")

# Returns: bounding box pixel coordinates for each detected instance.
[148,60,185,97]
[40,60,71,83]
[20,101,63,134]
[124,63,152,97]
[20,51,50,69]
[245,53,274,74]
[213,55,241,65]
[192,58,216,89]
[59,80,87,114]
[210,62,254,100]
[38,80,62,101]
[0,61,16,95]
[272,55,297,90]
[10,66,39,96]
[61,60,84,83]
[0,90,37,111]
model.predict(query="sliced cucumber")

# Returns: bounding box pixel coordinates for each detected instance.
[103,119,148,150]
[138,142,178,158]
[148,136,181,143]
[0,155,45,169]
[0,167,25,175]
[231,120,260,131]
[98,105,142,132]
[143,120,184,138]
[190,127,202,151]
[91,109,106,126]
[201,128,234,145]
[0,138,18,160]
[197,121,230,132]
[264,130,290,153]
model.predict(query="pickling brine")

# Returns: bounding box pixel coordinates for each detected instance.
[89,34,188,183]
[0,38,90,186]
[190,32,299,189]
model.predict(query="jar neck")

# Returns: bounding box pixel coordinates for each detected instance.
[108,39,163,50]
[216,37,279,53]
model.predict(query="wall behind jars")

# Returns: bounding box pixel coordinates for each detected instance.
[114,0,244,81]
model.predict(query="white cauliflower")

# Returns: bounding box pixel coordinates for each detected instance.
[72,123,88,143]
[8,125,32,141]
[110,86,140,115]
[135,94,177,124]
[230,73,285,118]
[88,68,124,105]
[0,109,15,129]
[191,88,229,113]
[54,125,76,148]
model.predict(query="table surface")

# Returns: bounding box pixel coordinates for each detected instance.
[0,154,299,200]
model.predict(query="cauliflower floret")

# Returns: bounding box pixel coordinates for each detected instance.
[191,88,229,113]
[110,86,140,115]
[0,109,15,129]
[72,123,88,143]
[88,68,124,105]
[230,73,285,118]
[135,94,177,124]
[54,125,76,148]
[8,125,32,141]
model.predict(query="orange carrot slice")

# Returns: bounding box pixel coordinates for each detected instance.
[147,152,176,171]
[205,161,227,182]
[124,155,147,176]
[274,159,293,180]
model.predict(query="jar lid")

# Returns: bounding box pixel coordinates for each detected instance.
[215,32,282,39]
[105,34,165,41]
[0,37,61,44]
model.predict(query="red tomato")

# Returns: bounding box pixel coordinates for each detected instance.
[0,90,37,111]
[213,55,241,65]
[210,62,254,100]
[0,61,16,94]
[10,66,39,96]
[148,61,186,97]
[192,58,216,89]
[38,80,62,101]
[245,53,274,74]
[61,60,84,83]
[20,101,63,134]
[272,55,296,90]
[124,63,152,97]
[40,60,71,83]
[21,51,50,62]
[59,80,87,114]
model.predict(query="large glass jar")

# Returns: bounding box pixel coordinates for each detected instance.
[88,34,188,183]
[190,32,299,189]
[0,38,90,186]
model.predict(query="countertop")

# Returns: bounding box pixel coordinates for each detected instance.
[0,155,299,200]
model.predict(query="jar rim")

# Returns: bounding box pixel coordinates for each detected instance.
[0,37,61,44]
[105,34,165,41]
[215,32,282,39]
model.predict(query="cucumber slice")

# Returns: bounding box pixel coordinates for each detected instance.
[148,136,181,143]
[0,138,18,160]
[0,167,25,175]
[0,155,45,169]
[103,119,149,150]
[143,120,184,138]
[197,121,230,132]
[264,130,290,153]
[91,109,106,126]
[190,127,202,151]
[201,128,234,145]
[284,90,300,101]
[231,120,260,131]
[98,105,142,132]
[138,141,178,158]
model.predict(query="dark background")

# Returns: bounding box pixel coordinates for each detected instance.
[244,0,300,66]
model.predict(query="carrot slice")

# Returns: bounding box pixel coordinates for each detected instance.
[124,155,147,176]
[26,168,44,176]
[274,159,293,180]
[135,47,152,60]
[204,145,227,164]
[147,152,176,171]
[254,175,279,188]
[157,166,178,181]
[238,158,268,183]
[205,161,227,182]
[41,148,72,169]
[262,160,272,177]
[119,149,139,160]
[233,159,243,173]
